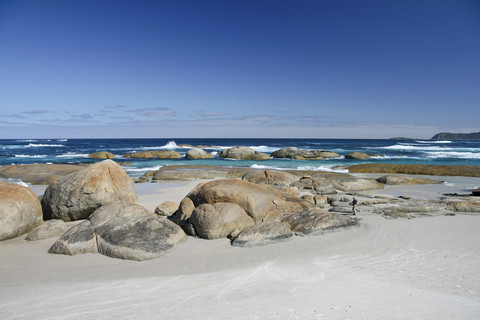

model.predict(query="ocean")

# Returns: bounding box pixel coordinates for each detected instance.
[1,138,479,179]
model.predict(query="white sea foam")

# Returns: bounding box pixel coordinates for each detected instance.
[14,154,47,158]
[56,152,89,158]
[249,163,348,173]
[57,139,68,142]
[297,165,349,173]
[140,141,180,150]
[379,144,477,152]
[123,165,163,172]
[425,151,480,159]
[416,140,452,144]
[250,164,287,170]
[27,143,65,147]
[0,178,29,187]
[250,145,277,153]
[163,141,178,149]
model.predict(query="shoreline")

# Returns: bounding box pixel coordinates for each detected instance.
[1,168,480,319]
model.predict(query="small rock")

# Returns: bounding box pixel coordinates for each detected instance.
[154,201,179,217]
[89,151,115,159]
[345,152,370,160]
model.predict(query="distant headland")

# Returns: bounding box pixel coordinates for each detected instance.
[390,132,480,141]
[430,131,480,141]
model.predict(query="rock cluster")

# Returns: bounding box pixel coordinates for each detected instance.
[3,158,479,262]
[220,147,270,160]
[171,179,357,247]
[376,175,442,185]
[49,202,186,261]
[271,147,340,160]
[242,170,384,194]
[347,163,480,177]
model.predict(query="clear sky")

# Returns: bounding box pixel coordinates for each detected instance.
[0,0,479,139]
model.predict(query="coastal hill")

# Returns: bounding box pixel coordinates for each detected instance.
[431,131,480,140]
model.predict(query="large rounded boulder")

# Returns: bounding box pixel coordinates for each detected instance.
[49,201,187,261]
[41,160,138,221]
[271,147,340,160]
[220,147,270,160]
[190,202,254,239]
[172,179,314,238]
[186,148,214,159]
[0,182,43,240]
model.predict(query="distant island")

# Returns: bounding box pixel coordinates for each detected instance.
[430,131,480,141]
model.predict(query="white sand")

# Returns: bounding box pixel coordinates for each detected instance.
[1,178,480,319]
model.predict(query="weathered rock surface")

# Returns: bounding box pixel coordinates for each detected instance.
[186,148,213,159]
[376,175,443,185]
[447,201,480,213]
[220,147,270,160]
[331,177,384,192]
[178,179,314,223]
[49,202,187,261]
[89,151,115,159]
[49,220,97,255]
[242,170,299,188]
[345,152,370,160]
[189,202,254,239]
[0,164,85,185]
[293,177,315,190]
[154,201,179,216]
[313,179,337,195]
[231,222,294,247]
[26,219,77,241]
[123,150,181,159]
[373,201,450,218]
[271,147,340,160]
[347,164,480,177]
[0,182,43,240]
[172,179,314,237]
[42,160,138,221]
[282,208,357,235]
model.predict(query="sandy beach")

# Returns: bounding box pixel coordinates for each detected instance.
[1,176,480,320]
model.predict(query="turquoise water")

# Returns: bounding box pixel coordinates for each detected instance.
[1,138,479,178]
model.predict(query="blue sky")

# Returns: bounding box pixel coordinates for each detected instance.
[0,0,479,139]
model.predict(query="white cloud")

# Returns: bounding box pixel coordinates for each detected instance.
[130,107,176,118]
[21,109,50,115]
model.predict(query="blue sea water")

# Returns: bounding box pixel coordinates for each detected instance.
[1,138,479,178]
